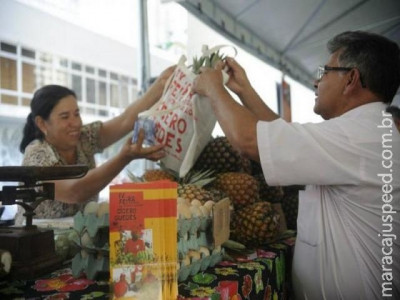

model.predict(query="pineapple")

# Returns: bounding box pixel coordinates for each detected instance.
[213,172,259,209]
[177,168,216,204]
[140,165,215,184]
[140,168,216,204]
[193,136,252,175]
[139,168,216,205]
[178,184,214,204]
[281,185,304,230]
[253,173,284,203]
[250,160,263,175]
[205,187,228,202]
[250,161,283,203]
[231,202,280,246]
[142,169,176,182]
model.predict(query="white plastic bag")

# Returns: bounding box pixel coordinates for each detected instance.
[139,46,233,177]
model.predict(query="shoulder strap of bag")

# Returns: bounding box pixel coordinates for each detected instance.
[139,56,188,117]
[201,44,237,58]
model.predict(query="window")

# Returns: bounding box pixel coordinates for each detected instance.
[120,76,129,107]
[1,95,18,105]
[99,109,108,116]
[39,52,52,64]
[0,40,138,118]
[86,78,95,104]
[36,65,52,87]
[110,72,118,80]
[1,42,17,54]
[55,70,68,86]
[22,62,35,93]
[110,83,119,107]
[85,107,95,114]
[0,57,17,90]
[85,66,95,74]
[22,48,35,59]
[121,85,128,107]
[22,98,31,106]
[99,81,107,106]
[58,58,68,68]
[99,69,107,77]
[72,62,82,71]
[72,75,82,101]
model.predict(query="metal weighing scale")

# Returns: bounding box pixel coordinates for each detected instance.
[0,165,88,279]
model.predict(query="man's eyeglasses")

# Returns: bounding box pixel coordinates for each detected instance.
[317,65,366,87]
[317,65,352,81]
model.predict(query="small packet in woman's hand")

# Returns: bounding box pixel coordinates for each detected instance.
[132,116,156,146]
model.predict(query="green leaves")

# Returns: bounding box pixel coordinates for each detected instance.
[191,50,226,74]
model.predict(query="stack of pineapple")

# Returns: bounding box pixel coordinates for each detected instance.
[193,137,283,246]
[138,136,300,246]
[134,136,300,279]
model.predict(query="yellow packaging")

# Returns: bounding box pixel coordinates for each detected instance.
[109,181,177,300]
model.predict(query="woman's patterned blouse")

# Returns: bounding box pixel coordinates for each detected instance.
[15,121,103,224]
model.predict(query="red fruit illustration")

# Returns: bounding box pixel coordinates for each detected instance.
[264,285,272,300]
[241,274,252,299]
[124,232,145,255]
[34,274,93,292]
[114,273,129,298]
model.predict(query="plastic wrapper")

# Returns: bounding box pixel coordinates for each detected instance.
[132,116,156,146]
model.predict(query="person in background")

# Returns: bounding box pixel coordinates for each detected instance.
[192,31,399,299]
[16,66,174,223]
[386,94,400,132]
[124,230,145,255]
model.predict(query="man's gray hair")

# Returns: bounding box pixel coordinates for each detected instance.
[327,31,400,103]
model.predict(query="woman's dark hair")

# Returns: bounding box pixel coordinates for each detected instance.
[19,85,76,153]
[327,31,400,103]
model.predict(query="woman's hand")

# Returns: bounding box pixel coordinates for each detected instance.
[144,65,176,106]
[100,65,176,149]
[53,128,165,205]
[119,129,165,163]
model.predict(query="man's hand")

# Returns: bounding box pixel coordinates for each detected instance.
[192,62,226,99]
[224,57,252,98]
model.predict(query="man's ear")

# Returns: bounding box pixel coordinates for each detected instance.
[394,117,400,134]
[343,69,362,95]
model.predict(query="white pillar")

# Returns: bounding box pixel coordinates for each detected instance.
[137,0,150,93]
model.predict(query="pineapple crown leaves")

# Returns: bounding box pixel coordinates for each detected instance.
[180,168,216,187]
[191,56,206,74]
[190,50,226,74]
[158,161,216,186]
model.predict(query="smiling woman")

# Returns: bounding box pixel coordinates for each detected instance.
[15,67,174,224]
[16,85,104,221]
[35,95,83,164]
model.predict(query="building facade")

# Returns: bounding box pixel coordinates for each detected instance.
[0,0,173,170]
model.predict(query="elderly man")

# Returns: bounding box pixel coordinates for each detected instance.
[192,31,399,299]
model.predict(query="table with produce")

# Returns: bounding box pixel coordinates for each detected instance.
[0,136,299,300]
[0,47,301,299]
